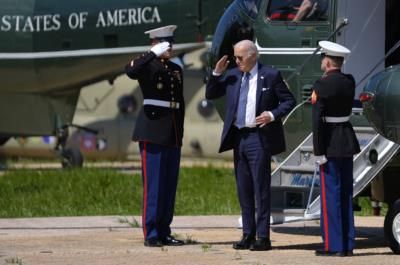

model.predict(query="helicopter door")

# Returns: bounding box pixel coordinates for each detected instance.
[255,0,333,82]
[254,0,334,155]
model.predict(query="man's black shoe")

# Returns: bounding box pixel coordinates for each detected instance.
[144,238,163,247]
[161,235,184,246]
[249,238,272,251]
[315,249,345,257]
[345,250,354,256]
[232,234,255,250]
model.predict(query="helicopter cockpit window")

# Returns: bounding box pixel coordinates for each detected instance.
[266,0,329,22]
[197,99,215,118]
[118,95,137,114]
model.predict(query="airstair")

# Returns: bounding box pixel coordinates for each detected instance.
[270,124,400,224]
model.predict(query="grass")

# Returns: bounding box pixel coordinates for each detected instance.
[0,167,384,217]
[356,197,388,217]
[0,167,240,217]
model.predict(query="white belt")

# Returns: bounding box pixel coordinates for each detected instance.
[143,99,180,109]
[323,116,350,123]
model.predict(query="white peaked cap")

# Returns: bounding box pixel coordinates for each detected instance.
[319,41,351,57]
[144,25,177,39]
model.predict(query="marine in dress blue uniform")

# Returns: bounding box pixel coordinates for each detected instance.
[206,40,296,251]
[125,25,184,247]
[312,41,361,256]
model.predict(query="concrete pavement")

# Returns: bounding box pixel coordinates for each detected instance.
[0,216,397,265]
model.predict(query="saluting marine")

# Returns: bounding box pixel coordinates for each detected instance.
[312,41,361,257]
[125,25,184,247]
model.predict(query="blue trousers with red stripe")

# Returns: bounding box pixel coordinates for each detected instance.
[139,141,181,241]
[319,157,355,252]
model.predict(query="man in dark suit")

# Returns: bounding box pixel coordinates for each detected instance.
[125,25,184,247]
[312,41,360,257]
[206,40,296,251]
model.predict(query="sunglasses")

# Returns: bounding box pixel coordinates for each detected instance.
[234,56,245,61]
[156,37,174,44]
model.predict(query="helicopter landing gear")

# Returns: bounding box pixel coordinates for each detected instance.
[60,147,83,168]
[384,198,400,254]
[55,124,99,169]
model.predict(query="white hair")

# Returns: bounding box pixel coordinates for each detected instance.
[234,40,258,57]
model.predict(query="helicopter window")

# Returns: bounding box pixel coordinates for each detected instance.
[197,99,215,118]
[266,0,329,22]
[118,95,137,114]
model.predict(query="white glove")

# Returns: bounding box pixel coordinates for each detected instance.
[315,155,327,165]
[150,42,170,57]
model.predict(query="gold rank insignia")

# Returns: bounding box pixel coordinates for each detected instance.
[157,82,164,90]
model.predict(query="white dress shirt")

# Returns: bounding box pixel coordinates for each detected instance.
[239,63,258,128]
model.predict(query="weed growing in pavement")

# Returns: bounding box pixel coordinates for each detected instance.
[184,234,197,244]
[119,216,140,228]
[201,243,212,252]
[171,232,190,243]
[5,257,23,265]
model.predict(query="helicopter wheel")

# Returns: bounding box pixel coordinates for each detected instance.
[384,198,400,254]
[61,148,83,169]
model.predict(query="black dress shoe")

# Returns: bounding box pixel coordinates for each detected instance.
[249,238,272,251]
[233,234,256,250]
[144,238,163,247]
[345,250,354,256]
[161,235,184,246]
[315,249,345,257]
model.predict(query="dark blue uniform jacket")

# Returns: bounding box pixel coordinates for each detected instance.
[125,52,184,147]
[312,70,361,156]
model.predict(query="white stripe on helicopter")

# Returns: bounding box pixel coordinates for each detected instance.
[256,40,320,55]
[0,42,203,59]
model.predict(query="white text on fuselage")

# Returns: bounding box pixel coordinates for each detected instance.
[0,7,161,32]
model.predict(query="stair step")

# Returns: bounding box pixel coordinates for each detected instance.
[280,165,316,173]
[299,145,313,152]
[353,126,376,133]
[271,185,312,191]
[299,145,314,154]
[271,208,305,214]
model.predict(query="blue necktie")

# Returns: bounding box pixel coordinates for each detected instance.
[236,72,250,129]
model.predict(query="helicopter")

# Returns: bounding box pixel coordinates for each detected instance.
[0,0,233,167]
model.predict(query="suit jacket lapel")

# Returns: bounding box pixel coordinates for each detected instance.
[233,71,243,112]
